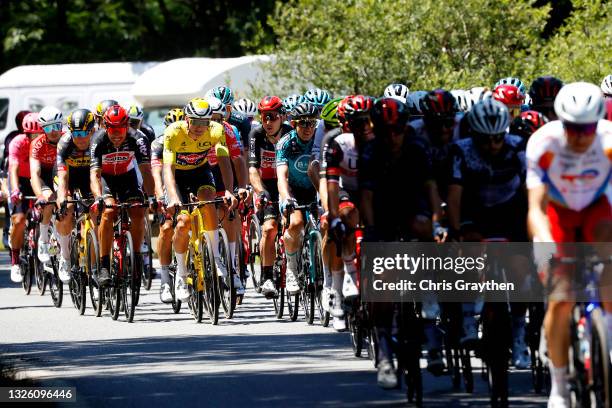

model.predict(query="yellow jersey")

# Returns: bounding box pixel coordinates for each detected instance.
[163,120,229,170]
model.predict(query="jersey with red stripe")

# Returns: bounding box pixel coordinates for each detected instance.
[321,132,358,192]
[30,134,59,170]
[526,119,612,211]
[208,122,242,166]
[90,128,150,176]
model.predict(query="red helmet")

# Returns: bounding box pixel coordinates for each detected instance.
[344,95,373,119]
[258,96,284,113]
[529,76,563,106]
[605,99,612,121]
[336,95,354,123]
[420,89,458,117]
[103,104,129,127]
[509,110,549,138]
[22,112,43,134]
[493,84,525,106]
[372,97,409,129]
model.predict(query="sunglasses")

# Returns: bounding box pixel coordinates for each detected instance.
[296,119,317,128]
[475,131,505,144]
[128,118,142,127]
[189,118,210,127]
[106,126,127,134]
[263,112,281,122]
[71,130,91,138]
[564,122,597,137]
[43,123,62,133]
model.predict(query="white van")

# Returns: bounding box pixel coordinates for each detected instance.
[0,61,157,146]
[131,55,269,136]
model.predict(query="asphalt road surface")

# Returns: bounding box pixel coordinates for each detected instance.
[0,251,547,407]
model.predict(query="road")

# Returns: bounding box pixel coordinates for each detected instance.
[0,250,547,407]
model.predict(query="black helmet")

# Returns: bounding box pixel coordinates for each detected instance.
[67,108,96,132]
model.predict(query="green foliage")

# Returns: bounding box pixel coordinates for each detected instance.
[538,0,611,83]
[251,0,609,97]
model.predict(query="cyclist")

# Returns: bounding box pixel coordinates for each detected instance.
[231,98,259,151]
[302,88,331,113]
[383,83,410,104]
[2,110,31,250]
[31,106,64,263]
[55,109,96,283]
[320,95,374,330]
[151,108,184,303]
[90,105,154,287]
[601,74,611,99]
[163,98,236,301]
[309,97,343,188]
[447,98,532,368]
[8,113,42,282]
[360,96,437,389]
[492,84,526,120]
[510,110,549,148]
[283,94,302,120]
[93,99,118,129]
[526,82,611,408]
[127,105,156,145]
[232,98,258,124]
[248,96,293,296]
[276,102,319,295]
[528,76,564,121]
[206,96,249,296]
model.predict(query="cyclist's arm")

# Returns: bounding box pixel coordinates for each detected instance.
[56,168,69,204]
[360,189,374,228]
[327,181,340,219]
[8,160,19,197]
[29,158,44,198]
[217,155,235,192]
[446,184,462,232]
[249,166,265,194]
[139,163,154,196]
[151,163,164,200]
[162,162,180,205]
[90,167,103,199]
[231,155,248,188]
[276,164,291,202]
[319,175,328,213]
[527,184,553,242]
[247,131,265,194]
[308,161,320,192]
[425,180,444,223]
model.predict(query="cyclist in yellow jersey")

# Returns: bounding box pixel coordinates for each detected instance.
[163,98,237,301]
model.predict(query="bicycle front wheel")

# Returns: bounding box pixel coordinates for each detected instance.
[48,258,63,308]
[142,216,153,291]
[590,307,612,408]
[248,217,263,292]
[218,229,236,319]
[86,228,103,317]
[202,237,219,325]
[122,232,137,322]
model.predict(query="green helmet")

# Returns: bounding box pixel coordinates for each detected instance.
[320,97,343,127]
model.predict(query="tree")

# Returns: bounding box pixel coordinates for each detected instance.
[538,0,611,83]
[248,0,550,96]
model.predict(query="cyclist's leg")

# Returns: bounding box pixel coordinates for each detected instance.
[56,193,75,282]
[283,204,304,293]
[260,205,278,289]
[8,191,27,281]
[340,201,359,299]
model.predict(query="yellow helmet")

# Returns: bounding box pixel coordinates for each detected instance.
[164,108,185,126]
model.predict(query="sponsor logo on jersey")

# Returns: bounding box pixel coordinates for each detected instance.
[177,153,206,165]
[293,154,309,173]
[102,152,133,164]
[560,168,599,183]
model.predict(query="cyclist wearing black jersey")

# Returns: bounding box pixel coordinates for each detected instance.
[90,105,154,287]
[128,105,156,146]
[248,96,293,296]
[55,109,96,283]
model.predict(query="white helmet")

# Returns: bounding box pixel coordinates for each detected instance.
[464,87,493,112]
[384,83,410,103]
[601,74,612,96]
[450,90,467,112]
[205,96,227,117]
[232,98,257,118]
[407,90,428,113]
[554,82,605,124]
[38,106,64,126]
[467,99,510,135]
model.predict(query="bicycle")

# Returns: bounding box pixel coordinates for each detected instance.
[26,197,64,308]
[243,197,263,293]
[173,197,225,325]
[551,247,612,408]
[99,200,145,322]
[19,197,44,296]
[141,204,154,292]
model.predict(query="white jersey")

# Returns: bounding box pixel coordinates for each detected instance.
[526,119,612,211]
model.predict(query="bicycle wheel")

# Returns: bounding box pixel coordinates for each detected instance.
[590,308,611,408]
[86,229,103,317]
[248,217,262,292]
[30,224,46,295]
[109,286,121,321]
[569,305,589,408]
[460,347,474,393]
[122,232,137,322]
[187,244,204,323]
[21,251,33,295]
[218,228,236,319]
[48,257,63,308]
[288,288,299,322]
[273,280,285,319]
[482,303,510,408]
[169,268,182,314]
[348,309,363,357]
[69,233,87,315]
[141,216,153,291]
[202,237,219,325]
[300,233,315,325]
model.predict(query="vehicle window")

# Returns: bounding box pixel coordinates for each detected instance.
[144,107,170,137]
[0,98,8,130]
[58,99,79,116]
[27,98,44,113]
